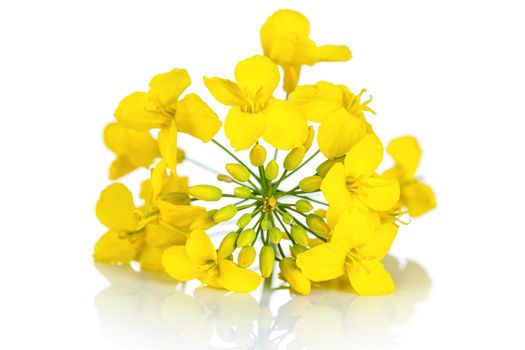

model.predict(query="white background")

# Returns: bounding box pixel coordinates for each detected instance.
[1,0,525,349]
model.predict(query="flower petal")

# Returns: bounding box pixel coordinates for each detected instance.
[344,133,384,178]
[234,55,279,103]
[321,163,353,209]
[289,82,347,122]
[316,45,352,62]
[296,243,346,282]
[96,183,137,231]
[386,136,422,179]
[175,93,221,142]
[203,77,244,107]
[401,181,437,217]
[217,259,262,292]
[158,201,207,229]
[347,260,395,296]
[93,230,142,264]
[114,92,166,131]
[330,208,381,250]
[157,121,178,171]
[186,230,217,265]
[139,245,165,272]
[261,9,310,56]
[149,68,191,107]
[163,245,201,281]
[359,222,398,260]
[261,100,308,150]
[358,176,400,212]
[224,107,266,151]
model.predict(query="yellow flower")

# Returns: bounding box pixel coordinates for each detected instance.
[383,136,437,217]
[296,209,397,295]
[321,133,400,225]
[261,9,352,93]
[104,122,159,180]
[162,230,262,292]
[204,55,308,151]
[290,82,375,159]
[115,69,221,169]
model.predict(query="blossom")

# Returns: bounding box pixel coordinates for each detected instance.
[383,136,436,217]
[115,69,221,169]
[162,230,262,292]
[261,9,352,93]
[204,55,308,151]
[290,82,375,159]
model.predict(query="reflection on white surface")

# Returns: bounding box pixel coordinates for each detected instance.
[94,256,431,350]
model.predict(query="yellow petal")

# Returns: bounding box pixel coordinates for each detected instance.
[261,9,310,56]
[108,156,135,180]
[289,82,347,122]
[296,243,346,282]
[93,230,143,264]
[316,45,352,62]
[261,100,308,150]
[347,260,395,296]
[217,259,262,292]
[330,208,380,250]
[279,257,311,295]
[318,108,369,159]
[268,35,317,66]
[186,230,217,265]
[401,181,437,217]
[162,174,189,194]
[114,92,166,131]
[234,55,279,103]
[359,222,398,260]
[145,221,186,247]
[224,107,266,151]
[151,159,167,199]
[96,183,137,231]
[344,133,384,178]
[157,121,178,171]
[357,176,400,212]
[203,77,244,106]
[321,163,352,209]
[387,136,422,178]
[139,245,165,272]
[158,201,207,228]
[175,93,221,142]
[149,68,191,107]
[162,245,201,281]
[104,123,159,166]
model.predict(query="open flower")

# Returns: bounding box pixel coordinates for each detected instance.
[296,209,397,295]
[290,82,375,159]
[383,136,437,217]
[321,133,400,224]
[261,9,352,93]
[115,69,221,169]
[162,230,262,292]
[204,55,308,151]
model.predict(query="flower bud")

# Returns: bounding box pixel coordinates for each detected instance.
[238,246,256,268]
[306,214,331,236]
[188,185,222,201]
[283,146,306,171]
[226,163,250,182]
[314,208,327,218]
[299,176,322,193]
[303,126,315,151]
[269,227,282,244]
[290,225,309,246]
[282,212,294,225]
[213,204,238,222]
[250,144,267,167]
[234,187,252,198]
[280,258,311,295]
[259,245,275,278]
[265,160,279,181]
[217,174,234,183]
[261,218,270,231]
[290,244,307,258]
[236,213,252,228]
[218,231,238,259]
[316,156,344,177]
[295,199,313,213]
[160,192,191,205]
[237,228,256,247]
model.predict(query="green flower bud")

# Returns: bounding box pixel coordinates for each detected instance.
[290,244,307,258]
[160,192,191,205]
[237,228,256,247]
[314,208,327,218]
[250,144,267,167]
[218,231,238,259]
[236,213,252,228]
[226,163,250,182]
[188,185,222,201]
[283,146,306,171]
[269,227,282,244]
[295,199,313,213]
[217,174,234,183]
[213,204,238,222]
[282,212,294,225]
[261,218,270,231]
[238,246,256,268]
[316,156,344,177]
[290,225,309,246]
[234,187,252,198]
[265,160,279,181]
[259,245,275,278]
[306,214,331,236]
[299,176,322,193]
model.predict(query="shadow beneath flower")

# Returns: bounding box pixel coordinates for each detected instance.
[94,255,431,349]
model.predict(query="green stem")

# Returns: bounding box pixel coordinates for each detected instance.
[274,211,296,245]
[212,139,261,183]
[271,170,289,196]
[280,207,327,242]
[292,194,328,206]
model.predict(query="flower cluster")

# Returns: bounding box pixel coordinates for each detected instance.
[94,9,436,296]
